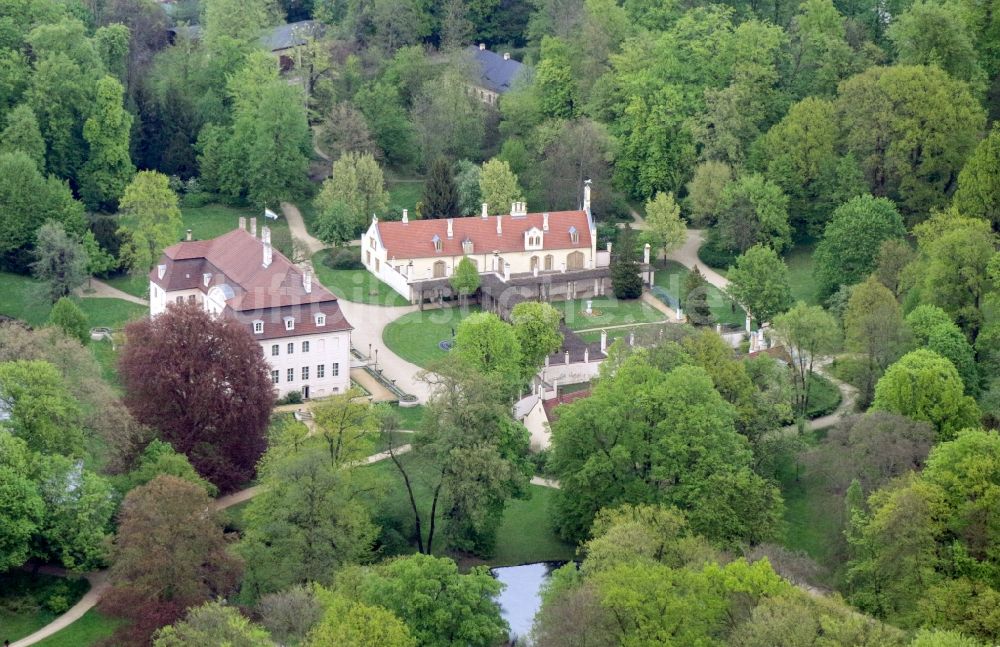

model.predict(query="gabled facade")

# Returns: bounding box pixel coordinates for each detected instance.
[149,219,353,399]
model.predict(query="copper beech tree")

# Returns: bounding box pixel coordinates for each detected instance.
[119,303,274,491]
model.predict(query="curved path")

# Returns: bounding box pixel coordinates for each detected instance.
[663,228,729,292]
[74,278,149,306]
[10,444,412,647]
[281,201,325,259]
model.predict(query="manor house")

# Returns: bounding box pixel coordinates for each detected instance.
[149,218,353,399]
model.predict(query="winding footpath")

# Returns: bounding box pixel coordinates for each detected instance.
[74,278,149,306]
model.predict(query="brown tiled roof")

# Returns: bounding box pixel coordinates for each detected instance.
[375,211,592,260]
[543,389,591,421]
[151,228,352,339]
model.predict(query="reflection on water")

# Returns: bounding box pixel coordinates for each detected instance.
[491,561,569,644]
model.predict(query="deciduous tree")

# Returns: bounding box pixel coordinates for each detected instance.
[0,103,45,168]
[953,124,1000,231]
[119,304,274,491]
[0,359,84,457]
[772,302,841,418]
[449,256,480,306]
[644,191,687,261]
[317,151,389,233]
[716,174,791,254]
[725,244,792,326]
[153,602,272,647]
[80,75,134,211]
[478,159,523,215]
[47,297,89,345]
[412,69,484,165]
[454,312,523,393]
[684,160,732,228]
[305,595,415,647]
[0,432,44,571]
[116,170,182,274]
[31,222,88,301]
[844,277,910,407]
[511,301,563,378]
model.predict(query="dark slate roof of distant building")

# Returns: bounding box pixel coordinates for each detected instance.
[169,20,321,53]
[466,45,525,94]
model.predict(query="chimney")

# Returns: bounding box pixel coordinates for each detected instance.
[250,217,257,238]
[542,212,549,231]
[263,241,272,268]
[503,261,511,282]
[496,214,502,235]
[447,218,453,238]
[479,43,486,50]
[503,52,510,60]
[583,179,592,213]
[510,201,517,216]
[481,203,489,219]
[262,226,271,245]
[643,243,651,265]
[303,270,312,294]
[185,229,192,241]
[402,209,408,224]
[239,216,247,231]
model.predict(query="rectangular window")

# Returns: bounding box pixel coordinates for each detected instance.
[301,366,309,380]
[332,362,340,377]
[271,370,279,384]
[317,364,325,378]
[175,296,183,304]
[286,368,294,382]
[271,344,279,356]
[254,321,263,334]
[302,341,310,353]
[366,250,371,265]
[287,343,294,354]
[188,294,196,304]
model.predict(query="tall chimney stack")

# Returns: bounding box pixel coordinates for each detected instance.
[583,179,592,213]
[262,226,272,268]
[185,229,192,241]
[447,218,454,238]
[481,203,489,219]
[250,217,257,238]
[402,209,408,224]
[543,212,549,231]
[263,242,272,268]
[496,214,502,235]
[303,270,312,293]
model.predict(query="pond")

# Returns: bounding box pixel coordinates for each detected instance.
[491,561,569,644]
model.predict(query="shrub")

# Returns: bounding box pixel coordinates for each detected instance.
[323,247,363,270]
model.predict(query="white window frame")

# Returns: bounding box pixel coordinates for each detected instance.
[332,362,340,377]
[317,364,325,378]
[284,316,295,331]
[271,344,279,356]
[302,341,310,353]
[315,313,326,327]
[287,342,294,354]
[253,320,264,334]
[301,366,309,380]
[271,370,279,384]
[286,368,294,382]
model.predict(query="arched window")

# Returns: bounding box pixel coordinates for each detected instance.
[433,260,446,278]
[567,251,585,270]
[544,254,554,271]
[530,256,539,272]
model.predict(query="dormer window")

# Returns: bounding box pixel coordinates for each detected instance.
[284,316,295,331]
[432,234,442,252]
[157,264,166,280]
[524,227,543,251]
[314,312,326,327]
[569,226,579,244]
[203,273,211,287]
[462,238,474,254]
[253,320,264,334]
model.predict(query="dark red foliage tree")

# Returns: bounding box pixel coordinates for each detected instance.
[100,475,243,646]
[119,303,274,491]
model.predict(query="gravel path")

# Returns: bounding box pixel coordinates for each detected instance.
[75,278,149,306]
[281,201,325,259]
[663,229,730,291]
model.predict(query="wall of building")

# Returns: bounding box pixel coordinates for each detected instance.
[150,283,202,316]
[521,400,551,451]
[259,329,352,398]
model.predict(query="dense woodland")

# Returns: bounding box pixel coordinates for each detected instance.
[1,0,1000,644]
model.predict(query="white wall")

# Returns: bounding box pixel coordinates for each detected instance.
[259,330,352,398]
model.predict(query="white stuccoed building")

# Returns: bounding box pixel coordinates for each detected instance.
[149,218,353,399]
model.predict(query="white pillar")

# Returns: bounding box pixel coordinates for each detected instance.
[676,307,683,321]
[745,316,752,333]
[585,299,593,315]
[643,243,650,265]
[716,323,722,334]
[629,331,635,346]
[545,355,550,368]
[584,347,589,363]
[564,350,570,365]
[600,329,607,353]
[503,261,511,282]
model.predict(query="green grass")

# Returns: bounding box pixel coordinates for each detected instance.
[653,260,744,327]
[383,306,481,368]
[390,403,425,431]
[387,179,425,216]
[312,250,410,306]
[364,454,574,567]
[32,609,122,647]
[0,272,145,330]
[0,572,90,642]
[785,243,819,305]
[805,373,842,419]
[555,297,665,331]
[182,204,295,259]
[89,338,121,388]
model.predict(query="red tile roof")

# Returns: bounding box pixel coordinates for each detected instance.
[151,228,352,339]
[375,210,592,260]
[543,389,591,421]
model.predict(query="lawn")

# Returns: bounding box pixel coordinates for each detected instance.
[0,571,90,643]
[653,260,744,327]
[100,273,147,299]
[387,178,425,216]
[312,250,410,306]
[364,454,574,567]
[555,297,665,331]
[805,373,842,419]
[0,272,145,329]
[785,242,819,305]
[32,609,122,647]
[383,306,481,368]
[389,403,425,431]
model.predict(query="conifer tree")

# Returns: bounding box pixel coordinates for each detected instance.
[422,158,460,218]
[611,225,643,299]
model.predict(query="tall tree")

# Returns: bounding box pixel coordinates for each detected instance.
[243,81,312,207]
[872,349,981,440]
[319,102,380,161]
[478,159,523,215]
[716,174,792,254]
[422,158,460,218]
[48,297,90,345]
[0,359,84,457]
[102,475,243,645]
[0,103,45,168]
[611,224,643,299]
[305,595,414,647]
[316,151,389,233]
[772,302,841,418]
[953,125,1000,231]
[412,69,484,165]
[684,160,733,228]
[844,277,910,407]
[0,432,44,572]
[455,313,524,395]
[119,304,274,491]
[813,195,906,300]
[510,301,563,378]
[836,65,986,220]
[888,1,985,87]
[725,244,792,326]
[31,222,88,301]
[116,170,182,274]
[536,36,578,118]
[643,191,687,261]
[449,256,480,306]
[80,76,135,211]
